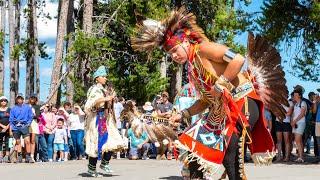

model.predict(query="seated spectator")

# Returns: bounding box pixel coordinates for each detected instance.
[143,102,154,115]
[53,118,68,162]
[127,123,150,160]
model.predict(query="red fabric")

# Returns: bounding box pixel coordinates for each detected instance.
[247,91,274,154]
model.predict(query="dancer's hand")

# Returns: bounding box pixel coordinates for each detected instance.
[169,113,182,127]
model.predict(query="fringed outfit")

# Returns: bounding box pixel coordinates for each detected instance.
[84,83,126,173]
[131,6,289,180]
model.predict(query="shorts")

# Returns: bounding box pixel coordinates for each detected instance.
[12,126,30,139]
[54,143,65,151]
[29,120,39,134]
[275,121,292,132]
[292,121,306,135]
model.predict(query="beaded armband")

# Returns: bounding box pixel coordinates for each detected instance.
[214,75,234,92]
[223,49,237,63]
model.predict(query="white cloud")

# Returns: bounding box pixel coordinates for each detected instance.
[40,67,52,77]
[38,1,58,40]
[46,46,56,54]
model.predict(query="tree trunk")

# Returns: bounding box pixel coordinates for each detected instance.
[33,0,40,100]
[48,0,69,104]
[83,0,93,34]
[80,0,93,91]
[175,64,182,95]
[160,56,167,78]
[0,0,6,95]
[9,0,20,106]
[26,0,35,97]
[65,0,75,104]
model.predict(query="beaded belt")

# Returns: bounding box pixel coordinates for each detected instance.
[232,81,254,101]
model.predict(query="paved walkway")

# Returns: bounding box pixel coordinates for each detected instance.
[0,159,319,180]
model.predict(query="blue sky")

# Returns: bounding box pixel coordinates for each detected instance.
[1,0,319,102]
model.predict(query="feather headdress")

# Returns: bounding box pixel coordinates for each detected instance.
[247,32,289,120]
[131,6,208,52]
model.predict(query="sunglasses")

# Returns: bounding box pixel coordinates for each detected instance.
[0,99,7,102]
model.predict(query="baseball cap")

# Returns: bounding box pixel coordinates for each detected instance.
[30,93,38,98]
[16,93,24,99]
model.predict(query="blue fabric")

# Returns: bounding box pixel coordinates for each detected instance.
[54,143,65,151]
[127,128,148,148]
[70,129,85,157]
[316,103,320,123]
[93,66,108,79]
[96,111,108,159]
[38,134,48,161]
[9,104,33,131]
[44,134,55,159]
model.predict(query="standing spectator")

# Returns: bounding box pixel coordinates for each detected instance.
[313,92,320,162]
[68,104,85,160]
[291,90,307,163]
[9,93,33,163]
[53,118,68,161]
[37,112,48,162]
[114,97,125,131]
[64,102,72,115]
[28,93,41,163]
[305,92,318,157]
[0,96,10,163]
[274,100,293,162]
[42,104,56,162]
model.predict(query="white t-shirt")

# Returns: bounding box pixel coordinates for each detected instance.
[68,113,85,130]
[292,100,307,123]
[114,102,124,129]
[281,100,294,123]
[54,128,67,144]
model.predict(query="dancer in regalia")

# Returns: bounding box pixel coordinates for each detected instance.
[84,66,126,177]
[131,7,289,180]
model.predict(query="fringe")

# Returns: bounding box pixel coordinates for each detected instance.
[174,140,221,178]
[251,151,276,166]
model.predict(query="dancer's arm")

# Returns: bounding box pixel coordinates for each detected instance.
[200,42,245,82]
[186,99,210,116]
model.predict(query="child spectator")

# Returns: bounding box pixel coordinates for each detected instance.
[53,118,68,162]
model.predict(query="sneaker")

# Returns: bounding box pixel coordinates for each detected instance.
[142,156,149,160]
[48,159,53,162]
[100,164,114,173]
[87,169,102,178]
[0,157,3,163]
[16,155,23,163]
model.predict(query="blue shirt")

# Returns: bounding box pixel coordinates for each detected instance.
[127,128,148,148]
[9,104,34,130]
[316,103,320,123]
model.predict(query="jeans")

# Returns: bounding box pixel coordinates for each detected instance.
[44,134,54,159]
[38,134,48,161]
[70,129,85,158]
